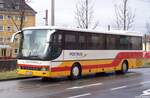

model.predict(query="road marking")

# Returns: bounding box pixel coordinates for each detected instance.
[110,86,127,91]
[67,93,91,98]
[140,81,150,85]
[67,83,103,90]
[142,89,150,96]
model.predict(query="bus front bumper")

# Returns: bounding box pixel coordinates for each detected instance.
[17,69,51,77]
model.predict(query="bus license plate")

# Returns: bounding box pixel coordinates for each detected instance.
[26,71,32,75]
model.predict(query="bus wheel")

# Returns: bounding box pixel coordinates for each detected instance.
[116,61,128,74]
[69,64,81,80]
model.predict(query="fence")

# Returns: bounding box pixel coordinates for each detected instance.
[0,59,17,72]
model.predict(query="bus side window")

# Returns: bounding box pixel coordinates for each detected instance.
[64,32,77,50]
[91,34,99,49]
[106,35,118,50]
[119,36,127,50]
[78,33,86,50]
[50,32,62,60]
[86,33,92,50]
[90,34,106,50]
[120,36,132,50]
[52,33,62,46]
[130,36,142,50]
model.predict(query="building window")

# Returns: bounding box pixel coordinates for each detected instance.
[15,16,17,20]
[0,37,3,42]
[0,3,4,8]
[15,16,20,20]
[22,16,27,21]
[24,16,27,21]
[2,48,6,56]
[7,15,12,20]
[0,15,3,20]
[0,26,4,31]
[15,15,27,21]
[7,26,11,32]
[15,4,19,9]
[14,49,18,54]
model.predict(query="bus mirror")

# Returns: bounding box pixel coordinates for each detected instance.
[11,31,21,43]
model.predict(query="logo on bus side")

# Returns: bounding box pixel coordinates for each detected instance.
[69,52,87,58]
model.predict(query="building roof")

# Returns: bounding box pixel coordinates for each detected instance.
[23,26,144,37]
[0,0,36,15]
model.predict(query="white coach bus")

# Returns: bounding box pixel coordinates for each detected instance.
[11,26,144,80]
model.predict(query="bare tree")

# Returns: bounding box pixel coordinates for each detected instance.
[114,0,135,30]
[18,0,25,30]
[75,0,98,29]
[146,19,150,34]
[7,0,32,31]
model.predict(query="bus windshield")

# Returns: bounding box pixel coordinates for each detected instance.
[19,29,50,59]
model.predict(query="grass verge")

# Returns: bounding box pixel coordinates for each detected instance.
[143,64,150,68]
[0,70,30,80]
[142,59,150,68]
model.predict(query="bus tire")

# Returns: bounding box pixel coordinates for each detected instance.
[116,61,128,74]
[69,63,81,80]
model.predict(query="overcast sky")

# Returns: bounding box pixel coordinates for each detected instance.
[27,0,150,33]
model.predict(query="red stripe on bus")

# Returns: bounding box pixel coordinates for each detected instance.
[51,67,71,72]
[144,52,150,58]
[51,52,143,72]
[18,64,48,68]
[51,59,122,72]
[116,52,143,59]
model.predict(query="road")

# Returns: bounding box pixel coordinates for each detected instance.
[1,68,150,98]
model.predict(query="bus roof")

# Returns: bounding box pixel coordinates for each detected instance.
[23,26,143,37]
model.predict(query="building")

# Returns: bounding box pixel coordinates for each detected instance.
[144,35,150,51]
[0,0,36,58]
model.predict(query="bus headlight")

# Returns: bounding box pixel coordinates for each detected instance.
[41,67,47,71]
[18,66,21,69]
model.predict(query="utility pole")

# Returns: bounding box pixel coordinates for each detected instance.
[145,34,147,51]
[43,10,48,26]
[108,25,111,31]
[51,0,55,26]
[85,0,88,29]
[123,0,127,30]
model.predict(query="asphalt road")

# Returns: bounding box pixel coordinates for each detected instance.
[1,68,150,98]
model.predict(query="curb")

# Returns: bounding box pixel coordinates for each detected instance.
[139,65,150,68]
[0,76,37,82]
[139,67,150,68]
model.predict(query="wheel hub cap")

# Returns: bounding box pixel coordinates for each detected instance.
[73,66,79,76]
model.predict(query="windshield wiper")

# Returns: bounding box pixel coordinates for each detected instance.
[29,55,39,58]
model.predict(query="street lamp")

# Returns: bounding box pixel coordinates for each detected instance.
[51,0,55,26]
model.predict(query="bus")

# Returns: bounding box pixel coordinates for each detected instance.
[11,26,144,80]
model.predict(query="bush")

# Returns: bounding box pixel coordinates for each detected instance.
[0,60,17,72]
